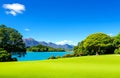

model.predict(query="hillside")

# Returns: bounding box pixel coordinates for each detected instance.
[23,38,74,51]
[0,55,120,78]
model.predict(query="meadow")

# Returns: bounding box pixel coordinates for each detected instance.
[0,55,120,78]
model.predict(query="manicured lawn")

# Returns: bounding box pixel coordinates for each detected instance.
[0,55,120,78]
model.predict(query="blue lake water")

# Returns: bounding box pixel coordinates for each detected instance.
[12,52,72,61]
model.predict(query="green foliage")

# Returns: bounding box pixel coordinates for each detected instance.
[0,25,26,52]
[74,33,114,55]
[74,41,89,56]
[56,55,61,59]
[84,33,113,55]
[113,33,120,54]
[114,48,120,54]
[0,24,26,61]
[113,33,120,48]
[0,48,15,62]
[48,55,56,59]
[27,45,65,52]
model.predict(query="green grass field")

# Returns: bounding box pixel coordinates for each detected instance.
[0,55,120,78]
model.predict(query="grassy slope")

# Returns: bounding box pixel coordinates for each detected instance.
[0,55,120,78]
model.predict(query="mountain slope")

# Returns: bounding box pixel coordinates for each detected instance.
[23,38,39,47]
[23,38,74,51]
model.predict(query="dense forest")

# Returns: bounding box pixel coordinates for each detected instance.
[27,45,65,52]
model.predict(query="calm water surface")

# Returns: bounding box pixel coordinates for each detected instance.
[12,52,72,61]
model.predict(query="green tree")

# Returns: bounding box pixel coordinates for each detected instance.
[74,33,114,56]
[0,25,26,53]
[83,33,113,55]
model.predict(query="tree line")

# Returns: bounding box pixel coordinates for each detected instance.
[27,45,65,52]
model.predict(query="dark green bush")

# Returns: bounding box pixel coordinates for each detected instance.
[56,55,61,59]
[48,55,56,59]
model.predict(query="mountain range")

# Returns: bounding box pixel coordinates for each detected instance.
[23,38,74,51]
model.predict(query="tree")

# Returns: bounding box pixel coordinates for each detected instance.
[0,25,26,53]
[83,33,114,55]
[74,33,114,56]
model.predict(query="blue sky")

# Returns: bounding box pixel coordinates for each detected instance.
[0,0,120,45]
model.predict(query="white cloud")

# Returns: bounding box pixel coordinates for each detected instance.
[24,28,30,31]
[3,3,25,16]
[6,10,16,16]
[56,40,74,45]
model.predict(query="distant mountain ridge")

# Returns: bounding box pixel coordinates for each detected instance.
[23,38,74,51]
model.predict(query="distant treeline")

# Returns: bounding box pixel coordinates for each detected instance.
[27,45,65,52]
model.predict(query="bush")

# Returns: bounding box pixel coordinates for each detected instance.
[48,55,56,59]
[114,48,120,54]
[56,55,61,59]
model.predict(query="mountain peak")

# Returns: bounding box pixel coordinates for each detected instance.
[23,38,74,51]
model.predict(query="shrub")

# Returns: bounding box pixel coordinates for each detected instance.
[56,55,61,59]
[48,55,56,59]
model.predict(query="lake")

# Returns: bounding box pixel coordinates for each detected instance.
[12,52,72,61]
